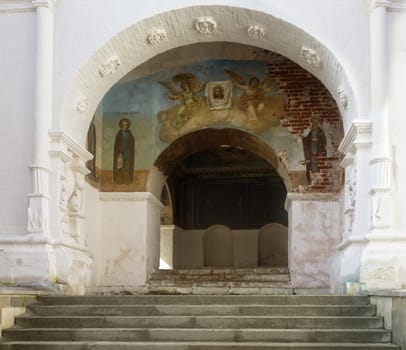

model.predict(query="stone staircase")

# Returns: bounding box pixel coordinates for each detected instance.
[0,294,400,349]
[147,267,293,295]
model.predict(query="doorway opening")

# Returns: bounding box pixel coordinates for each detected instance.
[156,129,288,270]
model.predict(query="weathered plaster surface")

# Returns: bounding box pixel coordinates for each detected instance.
[287,194,341,289]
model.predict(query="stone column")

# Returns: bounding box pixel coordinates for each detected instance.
[27,0,55,235]
[360,0,406,291]
[368,0,393,230]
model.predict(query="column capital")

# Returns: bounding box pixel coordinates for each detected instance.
[338,120,373,155]
[32,0,55,13]
[369,0,391,12]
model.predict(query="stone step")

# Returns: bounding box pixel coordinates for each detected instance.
[2,328,392,343]
[148,279,291,288]
[37,295,371,305]
[149,274,291,282]
[144,286,290,295]
[14,315,384,329]
[153,267,290,275]
[0,295,398,350]
[0,341,400,350]
[25,304,377,317]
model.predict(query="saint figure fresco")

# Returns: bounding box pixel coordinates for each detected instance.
[302,116,327,183]
[113,118,135,184]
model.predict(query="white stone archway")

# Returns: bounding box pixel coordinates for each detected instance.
[58,5,358,146]
[21,5,362,293]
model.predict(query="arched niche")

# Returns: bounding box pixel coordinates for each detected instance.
[258,223,288,267]
[203,225,234,267]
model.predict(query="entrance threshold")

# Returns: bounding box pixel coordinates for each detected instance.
[147,266,293,295]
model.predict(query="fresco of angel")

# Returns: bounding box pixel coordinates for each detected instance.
[159,73,206,128]
[225,69,276,120]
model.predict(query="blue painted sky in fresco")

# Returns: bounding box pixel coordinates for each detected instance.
[101,59,271,117]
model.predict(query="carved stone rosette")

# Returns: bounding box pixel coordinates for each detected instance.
[49,132,92,246]
[301,47,321,68]
[147,29,167,45]
[247,25,265,39]
[98,57,121,78]
[337,86,349,109]
[76,96,89,113]
[194,17,218,35]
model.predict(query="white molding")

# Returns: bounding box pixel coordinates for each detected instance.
[0,234,49,245]
[32,0,55,13]
[0,0,34,13]
[286,192,339,203]
[337,236,368,251]
[49,131,93,162]
[366,232,406,241]
[388,0,406,12]
[338,120,373,155]
[369,0,391,12]
[100,192,163,209]
[369,0,406,12]
[0,235,89,254]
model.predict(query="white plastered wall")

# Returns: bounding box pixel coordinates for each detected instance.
[0,10,36,237]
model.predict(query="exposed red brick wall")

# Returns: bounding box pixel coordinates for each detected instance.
[266,54,343,192]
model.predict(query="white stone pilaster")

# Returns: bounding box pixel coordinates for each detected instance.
[368,0,393,231]
[47,131,94,294]
[359,1,406,291]
[27,0,55,236]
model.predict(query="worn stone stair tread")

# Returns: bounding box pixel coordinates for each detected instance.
[0,295,398,349]
[2,327,392,343]
[26,304,377,317]
[14,315,384,329]
[38,295,371,305]
[0,341,400,349]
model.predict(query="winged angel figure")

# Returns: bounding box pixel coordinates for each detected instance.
[225,70,276,120]
[159,73,206,128]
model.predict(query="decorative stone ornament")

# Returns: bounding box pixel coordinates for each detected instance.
[75,96,89,113]
[147,29,167,45]
[301,47,321,68]
[98,57,121,78]
[194,17,217,35]
[27,207,48,233]
[247,25,265,39]
[337,86,349,109]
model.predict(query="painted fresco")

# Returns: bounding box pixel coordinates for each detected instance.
[158,68,285,142]
[88,55,343,193]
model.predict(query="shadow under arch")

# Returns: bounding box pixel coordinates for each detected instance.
[147,128,293,199]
